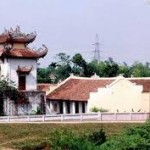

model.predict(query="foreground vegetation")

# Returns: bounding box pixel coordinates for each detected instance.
[0,123,140,150]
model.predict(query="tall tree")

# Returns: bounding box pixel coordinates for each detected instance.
[103,58,119,77]
[131,61,150,77]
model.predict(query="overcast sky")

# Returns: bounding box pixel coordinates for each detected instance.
[0,0,150,66]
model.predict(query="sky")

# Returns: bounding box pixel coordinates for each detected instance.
[0,0,150,67]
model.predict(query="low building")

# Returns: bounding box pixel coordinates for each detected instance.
[0,27,48,115]
[46,75,150,114]
[37,83,58,95]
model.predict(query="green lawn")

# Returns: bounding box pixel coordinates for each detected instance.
[0,123,141,150]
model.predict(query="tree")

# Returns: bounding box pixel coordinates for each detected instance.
[37,52,150,84]
[37,67,51,83]
[131,61,150,77]
[72,53,86,68]
[55,53,71,66]
[118,62,131,77]
[102,58,119,77]
[72,53,90,76]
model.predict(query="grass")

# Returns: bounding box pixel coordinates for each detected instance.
[0,123,141,149]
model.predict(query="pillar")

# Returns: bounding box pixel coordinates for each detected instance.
[79,102,83,113]
[71,102,76,114]
[63,101,67,114]
[49,101,53,114]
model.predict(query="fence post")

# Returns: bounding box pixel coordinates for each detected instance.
[98,112,101,121]
[80,113,83,121]
[145,112,148,120]
[27,116,30,122]
[7,116,10,122]
[42,115,45,122]
[130,112,132,121]
[61,114,64,121]
[115,113,117,121]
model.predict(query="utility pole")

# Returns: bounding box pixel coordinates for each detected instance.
[93,34,101,63]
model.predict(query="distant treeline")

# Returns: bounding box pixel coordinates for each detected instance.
[37,53,150,83]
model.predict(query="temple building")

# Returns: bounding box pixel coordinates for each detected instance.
[0,26,48,115]
[46,75,150,114]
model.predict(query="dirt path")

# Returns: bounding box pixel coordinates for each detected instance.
[0,148,16,150]
[0,136,40,150]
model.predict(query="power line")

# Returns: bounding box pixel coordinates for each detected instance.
[92,34,101,63]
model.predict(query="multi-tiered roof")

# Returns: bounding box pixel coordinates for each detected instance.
[0,26,48,58]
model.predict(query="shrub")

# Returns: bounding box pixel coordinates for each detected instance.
[100,121,150,150]
[88,129,107,146]
[48,128,100,150]
[91,107,109,112]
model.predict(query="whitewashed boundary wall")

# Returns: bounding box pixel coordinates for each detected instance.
[0,112,149,122]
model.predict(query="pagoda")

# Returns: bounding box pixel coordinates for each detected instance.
[0,26,48,115]
[0,26,48,91]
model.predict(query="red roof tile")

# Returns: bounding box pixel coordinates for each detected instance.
[47,78,114,101]
[0,27,48,59]
[6,48,39,58]
[37,83,51,92]
[1,46,48,58]
[16,66,32,74]
[47,77,150,102]
[0,27,36,44]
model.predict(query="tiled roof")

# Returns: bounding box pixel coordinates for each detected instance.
[6,48,40,58]
[0,27,48,59]
[47,78,114,101]
[37,83,51,92]
[16,66,32,74]
[0,47,48,58]
[47,77,150,101]
[0,27,36,44]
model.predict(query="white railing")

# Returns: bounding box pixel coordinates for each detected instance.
[0,112,149,123]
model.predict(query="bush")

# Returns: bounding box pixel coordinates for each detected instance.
[91,107,109,112]
[100,121,150,150]
[88,129,107,146]
[48,128,100,150]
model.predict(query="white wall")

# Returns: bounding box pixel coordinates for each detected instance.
[6,58,37,90]
[87,78,149,112]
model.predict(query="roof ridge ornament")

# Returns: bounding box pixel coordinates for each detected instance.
[91,73,100,79]
[0,27,48,59]
[117,74,124,78]
[0,26,37,44]
[36,44,48,58]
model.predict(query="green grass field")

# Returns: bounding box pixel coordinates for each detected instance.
[0,123,141,150]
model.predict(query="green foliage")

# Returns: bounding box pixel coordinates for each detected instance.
[100,121,150,150]
[0,123,139,150]
[55,52,71,66]
[37,52,150,83]
[72,53,86,68]
[91,107,109,112]
[0,78,21,115]
[102,58,119,77]
[49,128,100,150]
[37,67,51,83]
[131,61,150,77]
[118,62,132,77]
[30,107,42,115]
[88,129,107,146]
